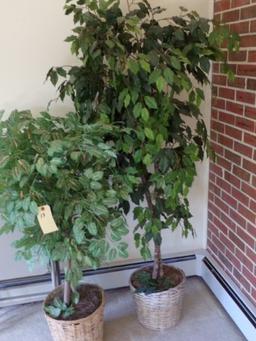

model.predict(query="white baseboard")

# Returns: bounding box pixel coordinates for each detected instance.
[0,250,255,340]
[201,253,256,341]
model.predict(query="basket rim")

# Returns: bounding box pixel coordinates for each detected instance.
[129,264,186,296]
[44,283,105,325]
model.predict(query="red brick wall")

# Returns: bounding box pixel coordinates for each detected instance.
[208,0,256,305]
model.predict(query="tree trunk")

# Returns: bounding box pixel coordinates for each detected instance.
[141,175,164,281]
[64,260,72,306]
[152,242,164,280]
[50,261,61,289]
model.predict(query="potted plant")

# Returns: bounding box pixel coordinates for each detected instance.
[0,110,133,340]
[47,0,239,331]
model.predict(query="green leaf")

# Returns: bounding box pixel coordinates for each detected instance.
[49,70,58,86]
[72,291,80,305]
[44,305,61,318]
[143,153,152,166]
[139,59,150,73]
[91,204,109,216]
[124,94,131,108]
[56,67,67,77]
[141,246,151,260]
[133,103,142,118]
[156,76,166,92]
[70,151,81,161]
[109,248,117,261]
[91,171,104,181]
[111,216,124,229]
[200,56,210,73]
[156,134,164,148]
[170,56,181,70]
[87,222,97,236]
[103,197,118,207]
[128,60,139,74]
[141,108,149,121]
[163,68,174,85]
[89,240,103,258]
[36,158,48,176]
[131,89,139,104]
[48,140,64,157]
[118,249,128,258]
[23,213,36,226]
[73,224,85,244]
[144,96,157,109]
[29,202,38,215]
[134,150,142,163]
[22,197,30,211]
[144,127,154,140]
[149,69,162,84]
[84,168,94,179]
[111,231,122,241]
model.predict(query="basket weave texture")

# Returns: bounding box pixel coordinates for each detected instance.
[130,265,186,331]
[44,284,104,341]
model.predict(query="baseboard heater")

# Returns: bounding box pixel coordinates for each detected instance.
[200,254,256,341]
[0,253,197,306]
[0,251,255,340]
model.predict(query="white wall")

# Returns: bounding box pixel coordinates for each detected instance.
[0,0,212,280]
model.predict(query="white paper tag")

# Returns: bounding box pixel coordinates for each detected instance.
[37,205,58,234]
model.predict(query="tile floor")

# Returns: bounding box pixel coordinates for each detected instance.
[0,277,245,341]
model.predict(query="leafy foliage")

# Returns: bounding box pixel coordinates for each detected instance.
[134,270,174,295]
[46,0,239,283]
[0,110,133,314]
[44,297,75,319]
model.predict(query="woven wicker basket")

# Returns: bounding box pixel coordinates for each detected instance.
[44,284,104,341]
[130,265,186,331]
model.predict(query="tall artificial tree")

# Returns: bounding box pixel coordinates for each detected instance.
[47,0,238,284]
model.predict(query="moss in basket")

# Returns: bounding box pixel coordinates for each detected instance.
[46,0,239,292]
[0,110,136,318]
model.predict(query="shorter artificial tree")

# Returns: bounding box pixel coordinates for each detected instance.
[0,110,133,318]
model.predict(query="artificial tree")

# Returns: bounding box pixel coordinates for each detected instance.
[0,110,133,317]
[47,0,238,288]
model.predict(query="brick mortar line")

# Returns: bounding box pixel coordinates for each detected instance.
[217,60,256,65]
[210,119,256,151]
[208,200,256,252]
[211,136,256,165]
[214,3,256,15]
[207,249,256,299]
[207,250,248,293]
[209,177,256,225]
[211,103,249,117]
[209,196,256,234]
[208,242,254,294]
[208,236,255,277]
[209,176,252,210]
[217,18,256,25]
[209,192,255,235]
[210,128,256,152]
[217,240,255,279]
[216,85,256,93]
[219,46,256,51]
[211,116,255,141]
[209,168,241,192]
[217,86,256,95]
[215,97,256,106]
[213,175,256,212]
[209,183,256,227]
[212,72,256,79]
[211,102,252,116]
[212,84,256,91]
